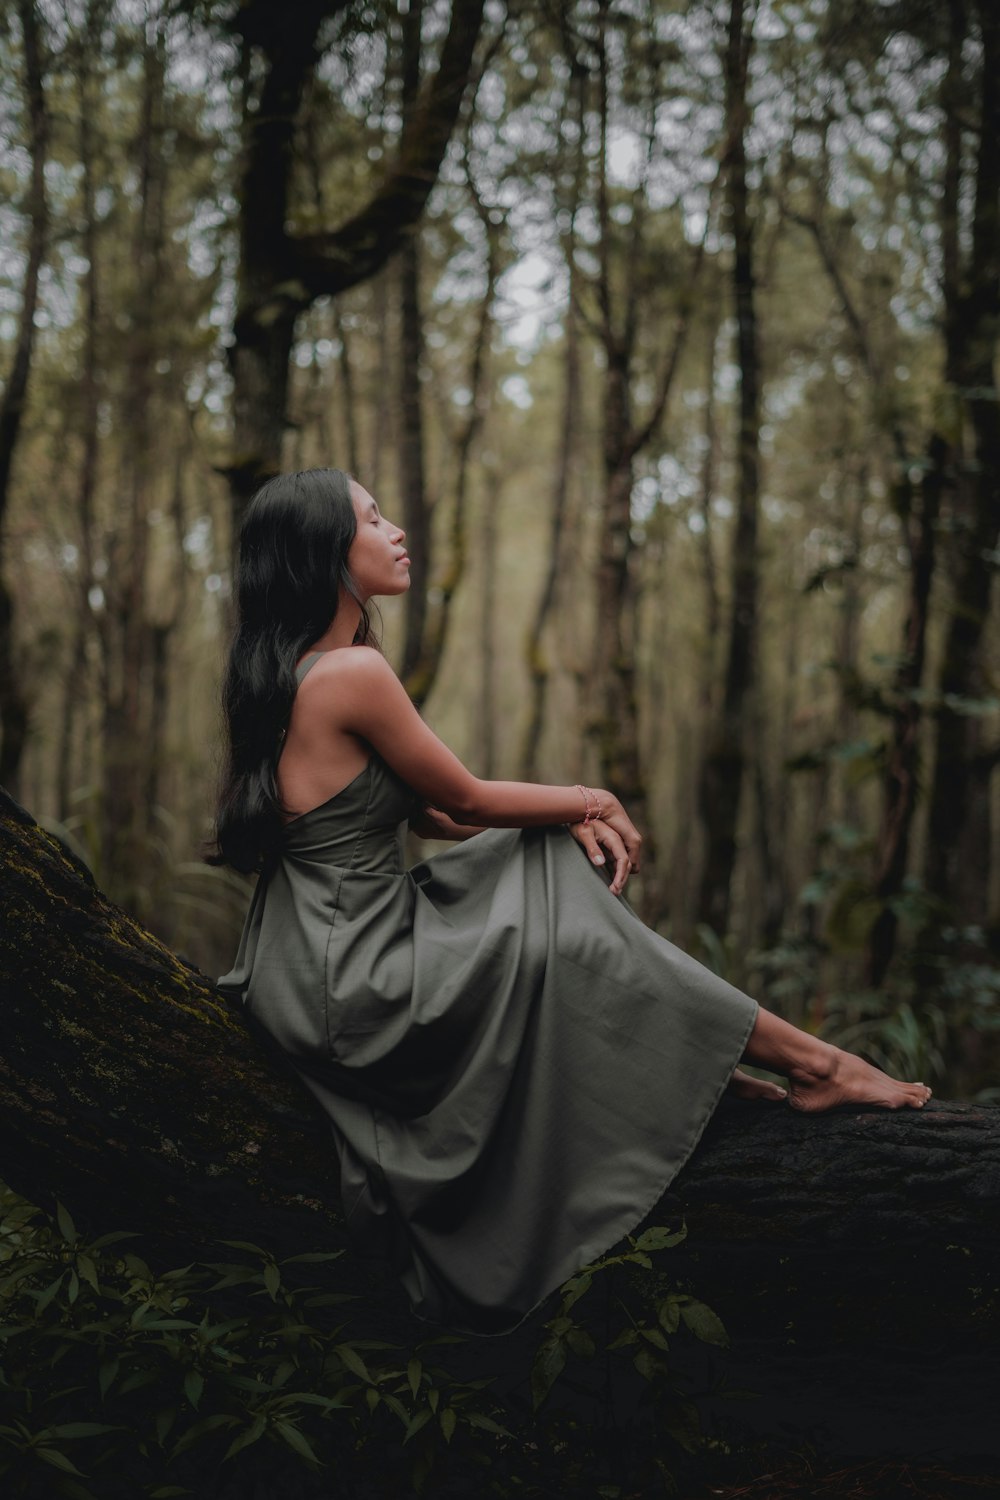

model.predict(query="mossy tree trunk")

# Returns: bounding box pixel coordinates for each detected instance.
[2,783,998,1375]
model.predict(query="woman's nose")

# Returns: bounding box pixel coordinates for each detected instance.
[391,521,405,542]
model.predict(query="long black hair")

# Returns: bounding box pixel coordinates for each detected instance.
[209,468,380,873]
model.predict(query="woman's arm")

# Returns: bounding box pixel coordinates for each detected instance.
[409,805,485,841]
[324,648,642,864]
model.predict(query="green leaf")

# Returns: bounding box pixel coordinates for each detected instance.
[36,1448,84,1476]
[222,1416,266,1462]
[334,1344,370,1382]
[75,1254,100,1293]
[466,1412,512,1438]
[263,1262,281,1300]
[679,1299,728,1348]
[657,1296,681,1334]
[183,1371,204,1410]
[56,1203,78,1246]
[382,1393,410,1427]
[281,1251,345,1264]
[155,1408,177,1446]
[365,1387,380,1414]
[98,1358,120,1398]
[44,1423,120,1439]
[67,1269,80,1304]
[274,1420,320,1466]
[565,1327,596,1359]
[407,1358,422,1398]
[403,1409,432,1444]
[622,1251,653,1269]
[216,1239,266,1256]
[530,1337,567,1411]
[559,1272,592,1312]
[632,1345,663,1382]
[440,1408,457,1444]
[89,1231,138,1250]
[632,1225,686,1252]
[35,1271,66,1313]
[639,1326,670,1351]
[606,1327,638,1350]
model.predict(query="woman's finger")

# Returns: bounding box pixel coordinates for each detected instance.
[568,821,606,867]
[605,811,641,871]
[594,823,630,895]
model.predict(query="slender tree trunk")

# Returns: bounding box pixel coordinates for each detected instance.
[479,468,500,777]
[522,71,585,781]
[866,6,970,984]
[58,4,106,824]
[396,236,429,679]
[332,302,360,474]
[100,21,167,900]
[924,0,1000,931]
[696,0,760,939]
[0,0,49,798]
[406,151,500,709]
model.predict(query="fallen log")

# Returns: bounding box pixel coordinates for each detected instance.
[2,787,998,1457]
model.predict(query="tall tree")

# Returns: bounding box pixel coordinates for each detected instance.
[576,0,711,916]
[695,0,761,940]
[396,0,431,686]
[0,0,49,797]
[226,0,486,531]
[923,0,1000,935]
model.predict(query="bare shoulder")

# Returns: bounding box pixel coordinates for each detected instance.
[301,646,402,707]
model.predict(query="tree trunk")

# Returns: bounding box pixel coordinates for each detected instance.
[521,70,585,781]
[695,0,760,940]
[1,784,997,1375]
[865,0,969,984]
[226,0,485,533]
[99,19,167,901]
[396,0,430,687]
[57,0,106,823]
[0,0,49,799]
[3,785,1000,1468]
[923,0,1000,932]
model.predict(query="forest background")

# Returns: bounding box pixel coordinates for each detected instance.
[1,0,998,1104]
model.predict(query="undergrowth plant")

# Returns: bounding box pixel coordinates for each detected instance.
[0,1187,730,1499]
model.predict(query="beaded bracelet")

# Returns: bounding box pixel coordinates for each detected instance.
[575,783,602,826]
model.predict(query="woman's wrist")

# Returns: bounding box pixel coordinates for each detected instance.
[570,784,605,827]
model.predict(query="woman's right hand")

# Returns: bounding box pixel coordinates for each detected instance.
[591,790,642,875]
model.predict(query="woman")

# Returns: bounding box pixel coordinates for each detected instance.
[215,468,930,1336]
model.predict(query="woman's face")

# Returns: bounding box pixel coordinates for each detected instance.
[346,482,410,601]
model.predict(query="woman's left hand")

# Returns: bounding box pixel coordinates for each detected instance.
[568,817,634,896]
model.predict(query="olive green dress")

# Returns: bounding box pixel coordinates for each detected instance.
[217,653,758,1335]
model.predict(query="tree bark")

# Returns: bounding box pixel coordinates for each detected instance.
[1,784,998,1376]
[0,0,50,799]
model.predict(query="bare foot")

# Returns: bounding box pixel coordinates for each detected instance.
[787,1041,932,1113]
[727,1068,788,1103]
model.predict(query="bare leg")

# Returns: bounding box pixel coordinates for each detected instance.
[741,1004,932,1112]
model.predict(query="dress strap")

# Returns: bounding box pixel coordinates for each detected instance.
[295,651,326,685]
